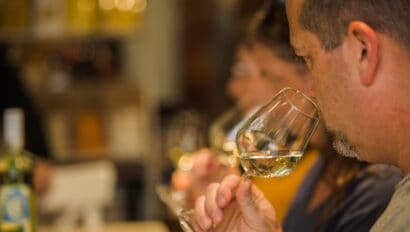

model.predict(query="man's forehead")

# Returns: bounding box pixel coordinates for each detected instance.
[286,0,303,19]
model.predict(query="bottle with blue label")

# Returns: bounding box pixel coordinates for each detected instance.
[0,108,36,232]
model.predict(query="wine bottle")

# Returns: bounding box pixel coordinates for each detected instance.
[0,108,36,232]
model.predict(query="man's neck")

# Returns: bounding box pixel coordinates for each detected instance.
[393,90,410,175]
[396,144,410,175]
[385,43,410,175]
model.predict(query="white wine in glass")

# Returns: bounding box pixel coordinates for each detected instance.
[240,150,303,177]
[237,87,320,178]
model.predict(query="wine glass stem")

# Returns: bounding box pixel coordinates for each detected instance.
[178,209,195,232]
[243,172,252,180]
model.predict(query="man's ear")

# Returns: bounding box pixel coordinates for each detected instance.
[346,21,379,86]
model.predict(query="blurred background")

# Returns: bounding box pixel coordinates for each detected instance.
[0,0,266,229]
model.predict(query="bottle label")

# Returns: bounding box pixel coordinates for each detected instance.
[0,184,32,232]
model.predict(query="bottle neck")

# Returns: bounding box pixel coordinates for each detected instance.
[7,143,23,154]
[3,108,25,153]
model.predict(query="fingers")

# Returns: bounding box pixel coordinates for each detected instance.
[205,183,223,224]
[217,175,241,208]
[236,177,280,230]
[194,174,241,230]
[236,177,260,220]
[195,195,213,230]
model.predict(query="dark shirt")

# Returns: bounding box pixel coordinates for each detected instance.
[283,158,402,232]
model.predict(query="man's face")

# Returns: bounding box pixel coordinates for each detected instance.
[286,0,366,159]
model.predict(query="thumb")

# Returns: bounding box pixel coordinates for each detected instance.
[236,177,280,231]
[235,177,261,220]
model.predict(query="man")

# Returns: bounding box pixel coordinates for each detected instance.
[193,0,410,231]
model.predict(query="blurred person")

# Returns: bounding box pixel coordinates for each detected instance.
[0,44,52,196]
[192,0,404,231]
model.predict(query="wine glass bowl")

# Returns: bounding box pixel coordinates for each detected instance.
[236,87,320,178]
[166,110,205,171]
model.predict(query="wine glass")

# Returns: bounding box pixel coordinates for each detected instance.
[156,110,205,215]
[167,110,205,171]
[178,87,320,231]
[158,106,248,217]
[236,87,320,178]
[208,106,244,167]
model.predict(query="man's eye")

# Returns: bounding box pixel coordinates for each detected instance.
[302,56,312,68]
[260,70,269,78]
[294,56,305,64]
[294,55,311,69]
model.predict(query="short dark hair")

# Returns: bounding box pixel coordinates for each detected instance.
[245,0,305,66]
[299,0,410,51]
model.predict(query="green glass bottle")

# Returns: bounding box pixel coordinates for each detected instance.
[0,108,36,232]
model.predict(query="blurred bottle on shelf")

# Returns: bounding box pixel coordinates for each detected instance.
[0,0,145,40]
[67,0,97,35]
[74,110,105,159]
[98,0,146,35]
[33,0,66,38]
[104,82,146,161]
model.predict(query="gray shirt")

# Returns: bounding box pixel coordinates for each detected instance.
[371,175,410,231]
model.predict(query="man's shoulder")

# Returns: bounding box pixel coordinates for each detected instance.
[371,175,410,232]
[335,164,401,215]
[337,164,402,213]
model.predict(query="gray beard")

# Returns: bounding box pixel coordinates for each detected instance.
[332,131,360,160]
